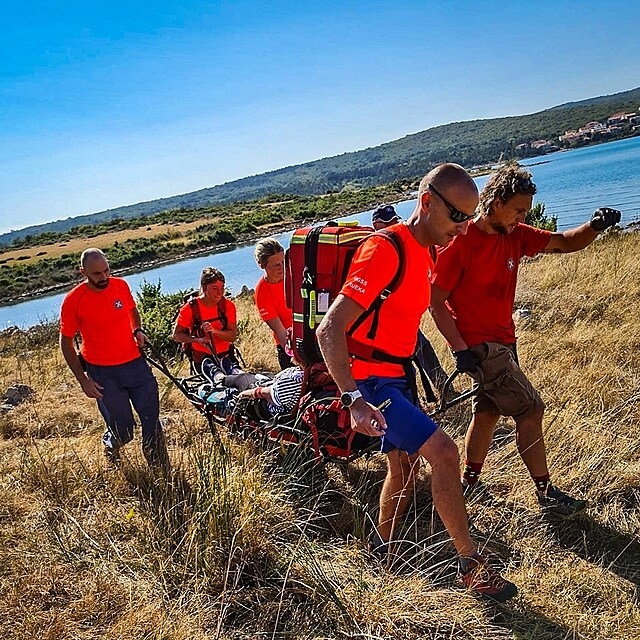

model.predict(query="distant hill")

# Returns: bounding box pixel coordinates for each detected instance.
[2,86,639,247]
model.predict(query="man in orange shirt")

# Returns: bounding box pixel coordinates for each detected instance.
[59,248,168,468]
[254,238,293,370]
[317,164,517,602]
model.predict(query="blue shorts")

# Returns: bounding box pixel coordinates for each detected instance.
[356,376,439,455]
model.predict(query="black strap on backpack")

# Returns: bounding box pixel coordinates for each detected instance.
[180,293,229,360]
[300,224,329,363]
[347,228,404,341]
[346,229,437,404]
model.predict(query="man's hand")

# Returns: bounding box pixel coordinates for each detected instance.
[134,330,147,348]
[348,399,387,437]
[453,348,480,374]
[590,207,621,232]
[79,375,104,399]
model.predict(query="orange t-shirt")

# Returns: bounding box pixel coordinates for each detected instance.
[175,297,237,356]
[340,223,434,379]
[254,277,293,343]
[59,277,141,366]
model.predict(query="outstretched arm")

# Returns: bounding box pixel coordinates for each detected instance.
[544,207,621,254]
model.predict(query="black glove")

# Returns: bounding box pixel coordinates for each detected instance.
[453,348,480,374]
[590,207,621,232]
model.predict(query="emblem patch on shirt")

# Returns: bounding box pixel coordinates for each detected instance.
[114,298,124,309]
[507,258,516,271]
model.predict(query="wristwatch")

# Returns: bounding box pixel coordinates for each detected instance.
[340,389,362,408]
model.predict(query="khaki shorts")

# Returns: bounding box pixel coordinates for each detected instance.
[469,342,543,418]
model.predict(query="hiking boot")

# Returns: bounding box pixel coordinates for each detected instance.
[368,531,390,560]
[462,480,499,506]
[459,554,517,603]
[103,445,121,464]
[537,485,588,519]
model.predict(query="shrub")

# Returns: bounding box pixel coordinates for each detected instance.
[526,201,557,231]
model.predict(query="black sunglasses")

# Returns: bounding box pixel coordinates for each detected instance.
[428,184,476,223]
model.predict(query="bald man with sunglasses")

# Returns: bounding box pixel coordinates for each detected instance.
[430,162,621,519]
[317,163,517,602]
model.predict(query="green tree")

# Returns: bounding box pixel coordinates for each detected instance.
[526,202,557,231]
[136,280,185,358]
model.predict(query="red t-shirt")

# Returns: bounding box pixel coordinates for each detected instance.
[175,297,237,356]
[340,223,434,379]
[59,277,140,366]
[431,221,551,346]
[254,277,293,343]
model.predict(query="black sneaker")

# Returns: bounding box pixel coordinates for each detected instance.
[368,531,390,560]
[537,484,588,519]
[462,480,500,506]
[103,445,121,464]
[459,554,517,603]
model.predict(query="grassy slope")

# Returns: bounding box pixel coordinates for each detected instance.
[0,230,639,639]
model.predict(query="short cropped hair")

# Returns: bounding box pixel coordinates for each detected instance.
[479,162,537,218]
[254,237,284,269]
[200,267,225,294]
[80,247,107,268]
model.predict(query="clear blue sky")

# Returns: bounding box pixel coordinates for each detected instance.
[2,0,639,234]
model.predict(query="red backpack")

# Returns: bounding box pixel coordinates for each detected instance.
[284,221,404,367]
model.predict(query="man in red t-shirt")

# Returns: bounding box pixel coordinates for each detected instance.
[430,163,621,519]
[59,248,168,468]
[317,164,517,603]
[254,238,294,370]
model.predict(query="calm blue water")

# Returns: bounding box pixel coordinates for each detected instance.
[2,136,639,329]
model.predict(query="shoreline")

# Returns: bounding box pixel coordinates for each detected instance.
[0,194,417,308]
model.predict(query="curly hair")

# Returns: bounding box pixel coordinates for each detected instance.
[200,267,225,294]
[478,162,537,218]
[254,237,284,269]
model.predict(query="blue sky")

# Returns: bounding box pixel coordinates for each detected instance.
[1,0,639,234]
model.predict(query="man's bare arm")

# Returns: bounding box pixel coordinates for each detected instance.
[59,334,104,399]
[317,294,386,436]
[544,222,598,254]
[544,208,621,254]
[429,285,467,352]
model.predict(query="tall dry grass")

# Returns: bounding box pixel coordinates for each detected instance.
[0,230,639,639]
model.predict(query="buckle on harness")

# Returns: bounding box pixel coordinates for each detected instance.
[379,287,391,300]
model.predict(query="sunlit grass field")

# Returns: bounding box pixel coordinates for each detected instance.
[0,229,638,639]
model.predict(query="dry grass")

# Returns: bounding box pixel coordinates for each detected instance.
[0,230,639,638]
[0,220,215,266]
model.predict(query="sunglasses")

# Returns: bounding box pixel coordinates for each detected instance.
[512,176,537,194]
[428,184,476,223]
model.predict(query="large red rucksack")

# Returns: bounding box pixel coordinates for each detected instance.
[284,221,404,367]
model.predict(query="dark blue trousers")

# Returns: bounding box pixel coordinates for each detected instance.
[85,356,166,465]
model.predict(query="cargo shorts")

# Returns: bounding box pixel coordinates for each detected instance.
[469,342,544,418]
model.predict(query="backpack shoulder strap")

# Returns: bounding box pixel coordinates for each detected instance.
[347,228,404,340]
[217,298,228,331]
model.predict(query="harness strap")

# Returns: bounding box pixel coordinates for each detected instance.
[347,228,404,340]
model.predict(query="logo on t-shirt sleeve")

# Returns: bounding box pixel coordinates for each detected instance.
[114,299,124,309]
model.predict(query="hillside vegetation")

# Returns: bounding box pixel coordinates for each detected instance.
[2,86,638,247]
[0,181,413,303]
[0,229,638,638]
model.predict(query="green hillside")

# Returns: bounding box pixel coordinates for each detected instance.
[2,86,638,247]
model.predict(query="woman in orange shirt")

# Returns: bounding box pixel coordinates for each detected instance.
[254,238,293,370]
[173,267,242,384]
